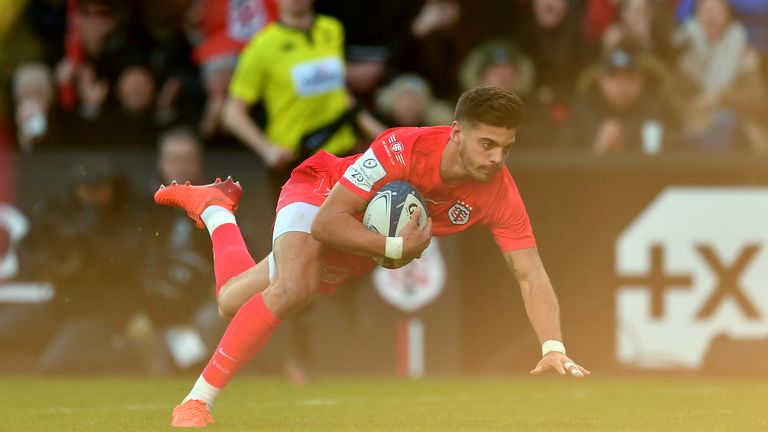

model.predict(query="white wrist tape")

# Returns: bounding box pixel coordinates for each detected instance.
[542,340,566,356]
[385,236,404,260]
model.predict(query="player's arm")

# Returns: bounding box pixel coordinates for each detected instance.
[503,248,591,378]
[311,183,431,260]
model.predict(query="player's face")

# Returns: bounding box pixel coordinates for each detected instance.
[455,121,516,183]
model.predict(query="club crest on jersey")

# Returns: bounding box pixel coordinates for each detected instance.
[448,201,472,225]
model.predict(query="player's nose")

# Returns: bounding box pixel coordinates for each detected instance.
[488,148,503,165]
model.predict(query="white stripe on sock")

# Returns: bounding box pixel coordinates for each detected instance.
[183,375,221,408]
[201,205,236,236]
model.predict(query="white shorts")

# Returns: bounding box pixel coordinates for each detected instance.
[267,202,321,283]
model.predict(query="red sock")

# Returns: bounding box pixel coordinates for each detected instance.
[201,293,280,388]
[211,224,256,296]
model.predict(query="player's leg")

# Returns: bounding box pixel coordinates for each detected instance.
[216,257,270,318]
[154,177,274,316]
[215,202,322,317]
[170,201,323,427]
[172,232,321,427]
[153,177,261,302]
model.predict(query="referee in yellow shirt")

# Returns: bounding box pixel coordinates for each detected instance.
[223,0,384,197]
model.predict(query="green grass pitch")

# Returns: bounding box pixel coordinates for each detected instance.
[1,375,767,431]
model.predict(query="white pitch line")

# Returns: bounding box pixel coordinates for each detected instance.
[28,403,167,414]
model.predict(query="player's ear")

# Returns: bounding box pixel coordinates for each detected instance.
[451,121,464,144]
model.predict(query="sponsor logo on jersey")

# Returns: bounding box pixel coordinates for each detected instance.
[291,57,345,96]
[342,148,387,192]
[381,142,395,165]
[388,134,404,154]
[448,201,472,225]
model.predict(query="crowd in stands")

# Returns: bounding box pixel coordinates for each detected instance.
[1,0,767,374]
[3,0,767,156]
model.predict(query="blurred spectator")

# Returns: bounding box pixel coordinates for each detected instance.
[223,0,384,197]
[390,0,533,100]
[315,0,415,103]
[0,123,13,205]
[12,63,56,151]
[1,0,43,124]
[112,63,160,147]
[186,0,278,140]
[676,0,768,65]
[140,127,222,374]
[117,64,156,115]
[133,0,199,129]
[16,158,148,372]
[389,0,465,99]
[459,39,559,150]
[583,0,620,43]
[460,40,536,96]
[54,0,125,110]
[152,127,205,187]
[673,0,768,152]
[197,56,236,140]
[22,0,67,67]
[187,0,277,65]
[375,74,453,127]
[563,44,678,154]
[407,0,462,43]
[515,0,595,125]
[58,60,160,149]
[602,0,678,63]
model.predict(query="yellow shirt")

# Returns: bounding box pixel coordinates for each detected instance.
[229,15,355,155]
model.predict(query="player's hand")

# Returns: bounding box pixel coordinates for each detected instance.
[400,207,432,260]
[530,352,591,378]
[261,144,295,169]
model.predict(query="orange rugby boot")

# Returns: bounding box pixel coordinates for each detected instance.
[171,399,214,428]
[154,176,242,229]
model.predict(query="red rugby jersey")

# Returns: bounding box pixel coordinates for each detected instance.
[327,126,536,252]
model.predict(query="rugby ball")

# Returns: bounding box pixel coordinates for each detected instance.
[363,181,429,269]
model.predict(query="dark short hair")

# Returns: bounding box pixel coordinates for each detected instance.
[454,86,525,129]
[158,126,202,152]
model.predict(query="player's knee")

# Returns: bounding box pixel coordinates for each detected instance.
[217,302,234,320]
[216,291,240,319]
[270,279,317,311]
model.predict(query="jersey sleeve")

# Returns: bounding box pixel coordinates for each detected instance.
[488,173,537,252]
[228,34,267,104]
[338,129,411,201]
